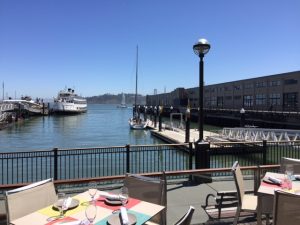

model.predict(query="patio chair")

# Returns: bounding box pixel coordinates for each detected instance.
[124,173,167,225]
[174,206,195,225]
[231,161,257,225]
[4,178,57,225]
[273,190,300,225]
[280,157,300,173]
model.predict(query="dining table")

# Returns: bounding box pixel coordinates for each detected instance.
[11,190,165,225]
[256,172,300,225]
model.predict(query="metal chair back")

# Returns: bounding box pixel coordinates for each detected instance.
[280,157,300,173]
[5,178,57,225]
[124,173,167,225]
[174,206,195,225]
[273,190,300,225]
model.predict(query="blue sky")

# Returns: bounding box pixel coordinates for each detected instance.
[0,0,299,99]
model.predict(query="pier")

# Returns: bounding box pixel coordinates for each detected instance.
[0,100,48,129]
[147,120,219,148]
[146,118,300,147]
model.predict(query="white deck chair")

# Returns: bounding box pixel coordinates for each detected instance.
[232,161,257,225]
[5,178,57,225]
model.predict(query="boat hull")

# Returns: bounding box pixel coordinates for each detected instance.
[129,118,148,130]
[52,102,87,114]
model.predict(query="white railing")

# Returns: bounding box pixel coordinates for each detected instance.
[220,127,300,142]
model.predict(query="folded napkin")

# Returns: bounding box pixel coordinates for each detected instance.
[59,219,89,225]
[63,197,73,209]
[120,207,129,225]
[268,176,282,184]
[99,191,120,200]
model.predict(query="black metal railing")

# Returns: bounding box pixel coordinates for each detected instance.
[1,141,300,185]
[0,143,192,185]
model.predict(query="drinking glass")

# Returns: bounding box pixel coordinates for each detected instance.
[85,204,97,224]
[285,164,294,177]
[119,186,129,208]
[284,164,293,190]
[88,181,98,204]
[57,193,67,218]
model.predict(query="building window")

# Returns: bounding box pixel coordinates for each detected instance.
[234,85,242,90]
[284,79,298,85]
[256,94,266,105]
[283,92,298,110]
[270,80,281,87]
[269,93,281,105]
[225,96,232,100]
[217,97,223,107]
[211,97,217,106]
[244,83,253,89]
[256,81,267,88]
[234,95,241,100]
[243,95,253,107]
[224,86,231,91]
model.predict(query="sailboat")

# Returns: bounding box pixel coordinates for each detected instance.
[129,46,149,130]
[117,93,127,108]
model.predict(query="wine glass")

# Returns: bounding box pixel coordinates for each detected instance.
[119,186,129,208]
[57,192,67,218]
[88,181,98,204]
[85,204,97,224]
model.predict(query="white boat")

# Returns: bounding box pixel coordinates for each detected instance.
[117,93,127,108]
[129,46,148,130]
[53,88,87,114]
[129,117,149,130]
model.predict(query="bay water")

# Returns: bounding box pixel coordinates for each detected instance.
[0,104,163,153]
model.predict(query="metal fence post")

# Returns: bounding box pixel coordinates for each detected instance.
[189,142,193,170]
[53,148,58,180]
[262,140,267,165]
[185,116,190,143]
[195,142,210,169]
[188,142,193,182]
[194,141,211,183]
[126,144,130,173]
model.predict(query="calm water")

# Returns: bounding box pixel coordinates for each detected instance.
[0,104,163,152]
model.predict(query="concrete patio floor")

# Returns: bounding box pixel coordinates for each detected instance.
[166,178,257,225]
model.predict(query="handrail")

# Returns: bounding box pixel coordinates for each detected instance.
[0,164,280,190]
[0,143,189,154]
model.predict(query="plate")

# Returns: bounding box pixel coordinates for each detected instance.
[105,198,127,206]
[107,213,137,225]
[294,175,300,180]
[53,198,79,210]
[262,177,281,185]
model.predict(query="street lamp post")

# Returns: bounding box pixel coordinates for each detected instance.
[193,38,211,142]
[240,108,245,127]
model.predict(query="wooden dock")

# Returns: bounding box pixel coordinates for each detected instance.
[147,122,218,148]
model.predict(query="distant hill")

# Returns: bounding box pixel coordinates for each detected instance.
[86,93,146,105]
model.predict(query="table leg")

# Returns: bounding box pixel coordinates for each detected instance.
[257,195,262,225]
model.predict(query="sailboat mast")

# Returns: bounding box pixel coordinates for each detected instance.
[135,46,138,114]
